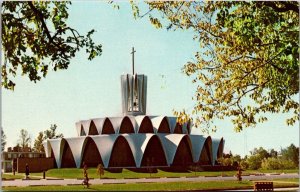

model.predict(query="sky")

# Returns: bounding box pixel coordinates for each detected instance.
[2,2,299,157]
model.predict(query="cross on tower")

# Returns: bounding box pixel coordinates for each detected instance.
[131,47,136,75]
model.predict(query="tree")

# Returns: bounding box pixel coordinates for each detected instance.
[33,131,44,153]
[44,124,63,139]
[261,157,295,170]
[281,144,299,167]
[132,1,299,132]
[17,129,31,150]
[1,129,7,152]
[269,149,278,158]
[250,147,270,159]
[246,154,262,170]
[33,124,63,153]
[2,2,102,90]
[246,147,271,170]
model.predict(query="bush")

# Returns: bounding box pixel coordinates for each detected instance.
[280,159,296,169]
[240,160,248,170]
[261,157,296,170]
[246,155,262,170]
[261,157,281,170]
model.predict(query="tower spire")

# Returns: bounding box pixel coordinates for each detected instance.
[131,47,136,74]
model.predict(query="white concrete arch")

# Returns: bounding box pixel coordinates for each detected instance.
[189,135,208,163]
[135,115,154,133]
[81,120,91,136]
[167,117,177,133]
[90,135,119,168]
[48,138,65,168]
[122,133,156,168]
[119,116,135,133]
[75,121,82,136]
[108,117,123,134]
[135,115,146,127]
[64,136,87,168]
[212,137,224,165]
[157,134,187,165]
[92,118,106,134]
[42,140,51,158]
[150,116,170,133]
[127,116,138,133]
[181,122,189,134]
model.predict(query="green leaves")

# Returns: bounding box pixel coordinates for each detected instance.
[134,1,299,132]
[2,2,102,90]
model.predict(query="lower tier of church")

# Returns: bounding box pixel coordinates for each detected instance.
[43,134,224,169]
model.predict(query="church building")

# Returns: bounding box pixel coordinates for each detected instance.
[43,48,224,170]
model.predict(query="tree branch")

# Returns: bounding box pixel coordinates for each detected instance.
[27,2,53,43]
[261,1,299,13]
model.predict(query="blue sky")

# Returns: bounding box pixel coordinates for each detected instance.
[2,2,298,156]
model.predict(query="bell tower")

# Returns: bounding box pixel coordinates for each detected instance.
[121,47,147,116]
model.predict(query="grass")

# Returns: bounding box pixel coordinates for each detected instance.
[28,168,299,179]
[2,179,299,191]
[2,173,27,180]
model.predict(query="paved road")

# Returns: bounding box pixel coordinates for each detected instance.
[2,173,299,187]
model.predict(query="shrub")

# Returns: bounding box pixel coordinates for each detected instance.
[261,157,296,170]
[246,155,262,170]
[240,160,248,170]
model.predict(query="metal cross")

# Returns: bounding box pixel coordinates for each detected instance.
[131,47,136,74]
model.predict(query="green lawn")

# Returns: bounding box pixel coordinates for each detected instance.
[2,174,24,180]
[2,179,299,191]
[29,168,299,179]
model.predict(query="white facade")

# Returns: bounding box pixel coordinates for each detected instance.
[45,73,225,169]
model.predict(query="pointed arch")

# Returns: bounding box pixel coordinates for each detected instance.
[50,148,58,168]
[88,120,98,135]
[198,136,213,165]
[80,125,86,136]
[212,138,224,165]
[141,135,167,167]
[186,121,191,134]
[158,117,170,133]
[92,118,105,135]
[61,139,76,168]
[151,116,171,133]
[189,135,207,163]
[102,118,115,134]
[171,135,193,166]
[109,117,123,133]
[109,136,135,167]
[173,123,183,134]
[82,120,91,136]
[43,140,51,158]
[119,116,134,133]
[65,137,86,168]
[90,135,119,168]
[81,137,103,167]
[49,138,65,168]
[75,122,82,136]
[158,134,185,165]
[181,121,190,134]
[138,116,154,133]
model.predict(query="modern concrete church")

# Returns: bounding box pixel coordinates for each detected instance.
[43,49,224,170]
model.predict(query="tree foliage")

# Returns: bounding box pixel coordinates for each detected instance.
[33,124,63,153]
[2,1,102,90]
[132,1,299,132]
[280,144,299,167]
[44,124,64,139]
[218,145,297,170]
[261,157,295,170]
[2,129,6,152]
[33,131,44,153]
[17,129,31,149]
